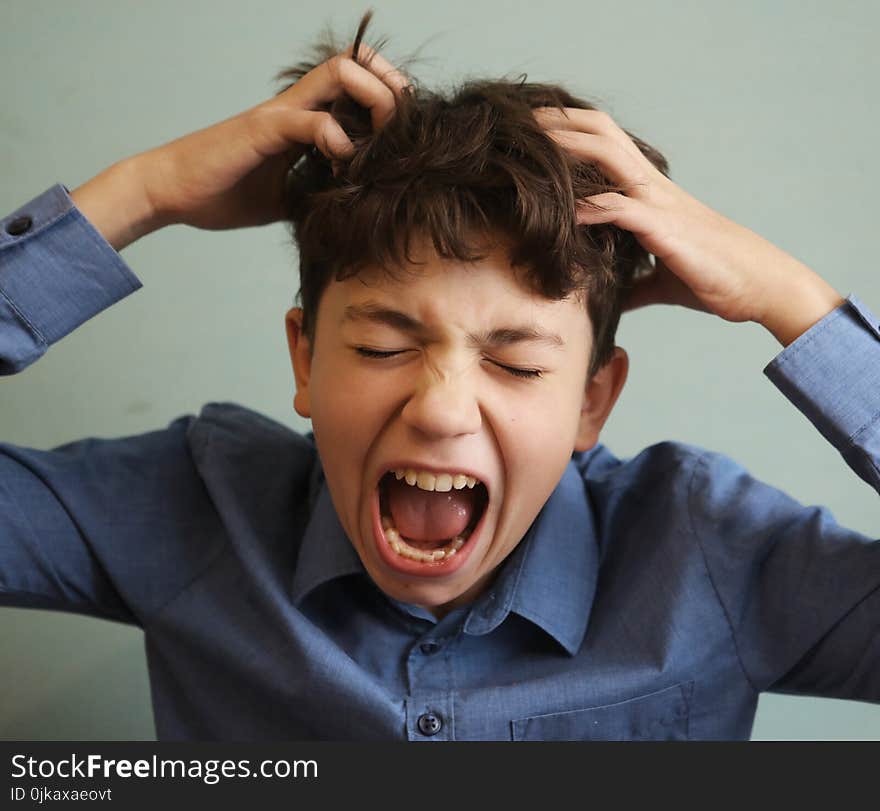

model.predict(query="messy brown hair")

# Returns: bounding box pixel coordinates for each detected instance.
[276,9,668,379]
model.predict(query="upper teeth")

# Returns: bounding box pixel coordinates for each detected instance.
[392,469,480,492]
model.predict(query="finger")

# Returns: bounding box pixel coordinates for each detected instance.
[535,107,648,169]
[622,269,679,313]
[297,43,412,131]
[281,109,356,160]
[293,55,397,131]
[533,107,620,138]
[343,42,412,100]
[622,262,709,314]
[574,192,656,234]
[544,128,645,188]
[621,275,660,312]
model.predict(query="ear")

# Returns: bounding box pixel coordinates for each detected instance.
[284,307,313,419]
[573,347,629,452]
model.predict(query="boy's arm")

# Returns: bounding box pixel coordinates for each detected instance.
[1,46,411,616]
[0,184,147,622]
[690,296,880,701]
[763,294,880,493]
[534,107,879,700]
[0,182,145,375]
[0,187,221,623]
[531,105,846,344]
[2,43,410,375]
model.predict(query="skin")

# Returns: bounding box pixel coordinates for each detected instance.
[531,106,844,346]
[69,44,846,615]
[69,43,411,251]
[284,236,628,618]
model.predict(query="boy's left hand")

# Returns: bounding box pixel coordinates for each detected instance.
[533,107,845,346]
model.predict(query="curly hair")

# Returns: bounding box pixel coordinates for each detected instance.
[275,9,668,378]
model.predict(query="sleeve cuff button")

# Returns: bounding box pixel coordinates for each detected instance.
[5,215,33,236]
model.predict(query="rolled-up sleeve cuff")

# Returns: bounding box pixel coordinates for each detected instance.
[0,183,142,353]
[763,294,880,480]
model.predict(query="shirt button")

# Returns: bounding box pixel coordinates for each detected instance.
[417,712,443,736]
[419,641,440,655]
[5,215,33,236]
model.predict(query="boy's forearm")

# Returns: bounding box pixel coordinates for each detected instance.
[759,265,846,348]
[69,156,161,253]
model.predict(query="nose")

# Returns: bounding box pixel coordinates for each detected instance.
[400,362,483,440]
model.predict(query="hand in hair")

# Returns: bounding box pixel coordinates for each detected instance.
[534,107,844,347]
[70,42,410,250]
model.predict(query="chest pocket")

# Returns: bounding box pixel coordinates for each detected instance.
[510,681,693,741]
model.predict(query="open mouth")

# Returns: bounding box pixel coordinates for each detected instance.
[376,471,490,566]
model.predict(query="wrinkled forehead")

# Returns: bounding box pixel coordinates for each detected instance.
[316,247,592,357]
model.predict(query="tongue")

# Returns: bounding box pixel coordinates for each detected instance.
[387,475,477,543]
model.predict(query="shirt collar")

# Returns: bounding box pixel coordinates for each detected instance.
[461,455,600,656]
[290,446,602,656]
[290,448,366,604]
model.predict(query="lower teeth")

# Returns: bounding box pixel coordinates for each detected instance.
[381,515,466,563]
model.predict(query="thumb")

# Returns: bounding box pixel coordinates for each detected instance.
[622,259,709,314]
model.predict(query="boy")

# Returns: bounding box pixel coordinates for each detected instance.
[1,13,878,740]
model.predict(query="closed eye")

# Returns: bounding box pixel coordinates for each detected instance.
[354,348,406,359]
[354,347,543,379]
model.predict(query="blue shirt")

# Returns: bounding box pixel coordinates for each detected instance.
[2,184,879,741]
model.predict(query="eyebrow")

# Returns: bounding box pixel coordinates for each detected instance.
[341,302,565,350]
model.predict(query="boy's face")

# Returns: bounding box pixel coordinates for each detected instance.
[285,233,628,618]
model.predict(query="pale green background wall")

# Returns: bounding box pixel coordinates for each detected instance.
[1,0,878,739]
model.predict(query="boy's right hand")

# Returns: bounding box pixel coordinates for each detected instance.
[72,44,409,251]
